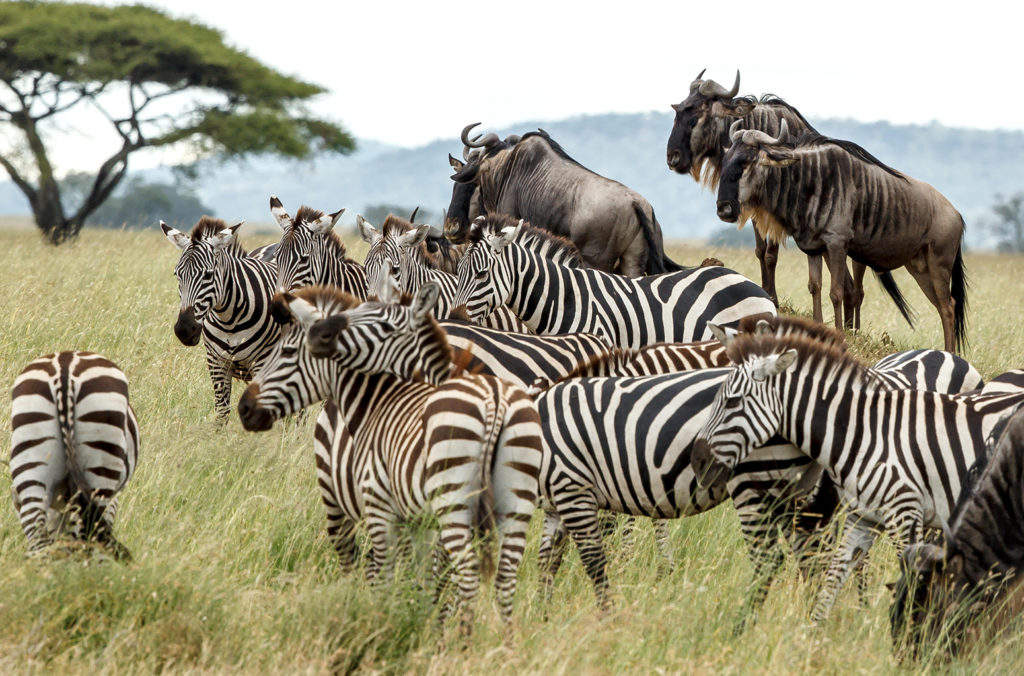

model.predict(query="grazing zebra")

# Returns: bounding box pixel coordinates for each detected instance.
[691,332,1024,622]
[452,214,776,345]
[161,217,280,420]
[238,285,542,633]
[10,351,138,559]
[269,196,368,298]
[891,405,1024,658]
[357,215,528,332]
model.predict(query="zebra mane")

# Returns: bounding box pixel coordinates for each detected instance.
[740,313,847,349]
[381,213,414,238]
[189,216,246,255]
[560,347,642,382]
[290,206,350,257]
[471,214,582,267]
[726,333,873,387]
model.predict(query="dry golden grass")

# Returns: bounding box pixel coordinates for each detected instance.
[1,226,1022,674]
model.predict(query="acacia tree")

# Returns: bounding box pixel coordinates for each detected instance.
[0,2,354,244]
[986,192,1024,253]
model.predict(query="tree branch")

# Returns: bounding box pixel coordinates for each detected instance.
[0,153,38,204]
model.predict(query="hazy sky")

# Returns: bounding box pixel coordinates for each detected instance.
[9,0,1023,174]
[90,0,1022,150]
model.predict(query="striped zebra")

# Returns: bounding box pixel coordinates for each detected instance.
[161,217,280,420]
[10,351,138,559]
[357,215,528,332]
[891,405,1024,658]
[269,196,368,298]
[239,285,542,633]
[452,214,777,345]
[691,332,1024,622]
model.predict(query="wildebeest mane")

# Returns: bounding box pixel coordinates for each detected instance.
[518,129,597,175]
[758,94,816,132]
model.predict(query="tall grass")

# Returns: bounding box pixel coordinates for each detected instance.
[1,226,1022,673]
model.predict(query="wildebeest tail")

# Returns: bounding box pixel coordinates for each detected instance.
[952,228,969,352]
[876,271,916,328]
[635,204,683,274]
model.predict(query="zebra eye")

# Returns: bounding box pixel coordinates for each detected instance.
[281,345,298,357]
[724,395,743,408]
[475,269,488,280]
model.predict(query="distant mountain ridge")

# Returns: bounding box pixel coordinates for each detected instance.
[1,112,1021,247]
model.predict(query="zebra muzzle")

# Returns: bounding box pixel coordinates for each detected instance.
[692,438,732,491]
[238,383,274,432]
[174,308,202,346]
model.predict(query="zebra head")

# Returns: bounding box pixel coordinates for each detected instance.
[394,223,435,289]
[304,280,450,385]
[452,216,521,322]
[237,286,357,431]
[271,196,345,293]
[691,342,798,492]
[161,218,244,346]
[359,214,405,299]
[890,541,968,660]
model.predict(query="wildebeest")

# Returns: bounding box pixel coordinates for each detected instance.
[891,404,1024,659]
[666,70,909,329]
[716,119,967,352]
[444,123,681,277]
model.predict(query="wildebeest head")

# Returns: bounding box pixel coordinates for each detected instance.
[666,70,751,179]
[445,123,516,242]
[161,217,244,346]
[716,118,797,223]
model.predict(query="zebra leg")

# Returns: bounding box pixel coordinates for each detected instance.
[653,519,675,575]
[809,519,878,622]
[87,496,131,561]
[432,542,457,627]
[554,490,610,609]
[328,516,359,574]
[206,357,233,421]
[538,510,568,606]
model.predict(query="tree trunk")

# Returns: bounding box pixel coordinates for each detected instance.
[32,175,79,245]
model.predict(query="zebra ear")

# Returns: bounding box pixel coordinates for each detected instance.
[487,219,521,251]
[161,221,190,251]
[284,294,325,329]
[356,215,380,244]
[270,195,292,230]
[399,223,432,248]
[210,222,244,248]
[762,348,798,377]
[310,209,344,235]
[707,322,738,346]
[412,282,441,322]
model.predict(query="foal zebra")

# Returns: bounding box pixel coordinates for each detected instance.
[452,215,776,345]
[238,285,542,633]
[692,332,1023,622]
[162,218,280,420]
[358,215,528,332]
[269,196,368,298]
[10,351,138,559]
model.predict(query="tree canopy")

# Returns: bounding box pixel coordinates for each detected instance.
[0,2,354,243]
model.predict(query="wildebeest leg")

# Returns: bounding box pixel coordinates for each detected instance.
[846,261,867,332]
[614,230,649,278]
[904,249,956,352]
[807,255,824,323]
[754,228,780,306]
[823,244,849,330]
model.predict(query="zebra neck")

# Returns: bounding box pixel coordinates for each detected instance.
[505,247,589,335]
[212,256,270,317]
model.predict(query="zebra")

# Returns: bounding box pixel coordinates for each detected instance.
[357,214,529,332]
[161,217,280,420]
[452,214,777,345]
[238,284,542,633]
[269,196,368,298]
[10,351,138,559]
[691,332,1024,622]
[891,404,1024,659]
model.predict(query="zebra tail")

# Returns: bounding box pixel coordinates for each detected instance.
[952,233,969,352]
[55,376,90,498]
[876,270,916,328]
[476,385,509,582]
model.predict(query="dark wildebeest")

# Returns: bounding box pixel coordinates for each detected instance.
[444,123,682,277]
[891,403,1024,659]
[716,119,967,353]
[665,70,910,330]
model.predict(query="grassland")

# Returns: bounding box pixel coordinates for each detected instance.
[1,225,1023,674]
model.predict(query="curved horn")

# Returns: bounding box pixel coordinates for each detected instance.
[461,122,499,149]
[698,70,741,99]
[689,68,707,92]
[729,119,744,143]
[409,206,419,223]
[741,119,790,148]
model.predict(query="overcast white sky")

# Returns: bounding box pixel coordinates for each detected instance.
[95,0,1024,149]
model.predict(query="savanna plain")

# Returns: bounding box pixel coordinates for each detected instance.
[2,224,1023,675]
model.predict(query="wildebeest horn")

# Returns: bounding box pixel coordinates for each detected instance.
[689,68,707,91]
[729,119,744,143]
[409,206,419,223]
[698,70,740,99]
[741,119,790,147]
[461,123,499,149]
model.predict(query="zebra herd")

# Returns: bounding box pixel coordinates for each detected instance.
[8,99,1024,659]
